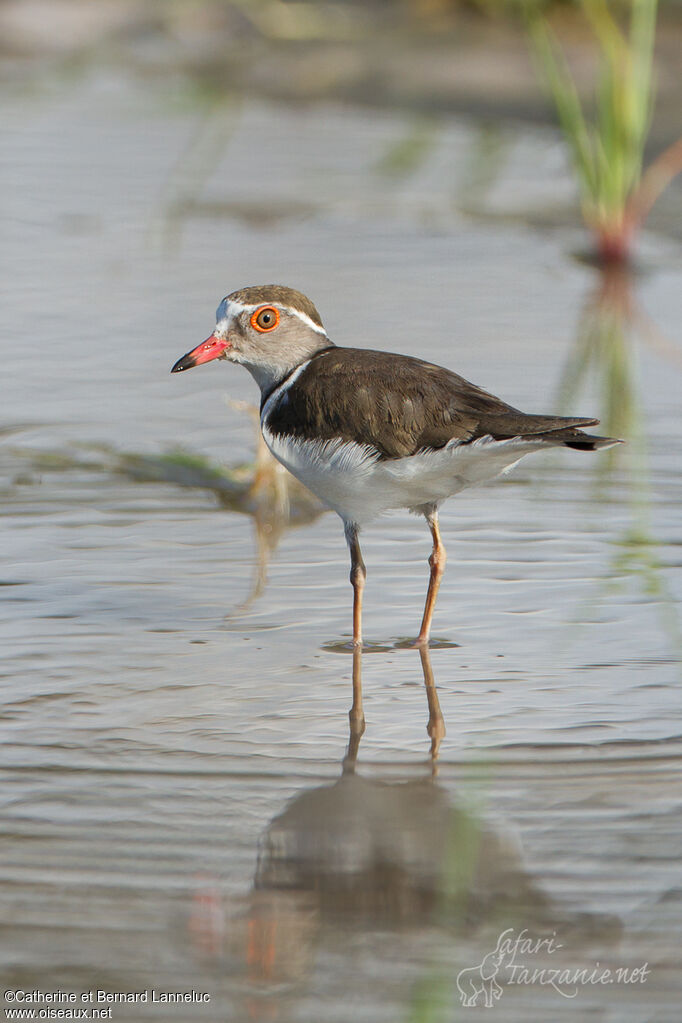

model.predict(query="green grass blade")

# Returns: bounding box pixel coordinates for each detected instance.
[527,15,598,198]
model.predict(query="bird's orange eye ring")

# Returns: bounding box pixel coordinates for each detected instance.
[251,306,280,332]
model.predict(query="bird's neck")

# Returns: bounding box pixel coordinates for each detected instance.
[247,340,335,404]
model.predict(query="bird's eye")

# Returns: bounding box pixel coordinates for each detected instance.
[251,306,280,332]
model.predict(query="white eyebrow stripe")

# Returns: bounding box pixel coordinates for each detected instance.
[225,300,328,336]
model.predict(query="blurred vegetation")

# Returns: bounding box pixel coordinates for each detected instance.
[525,0,682,263]
[557,266,682,655]
[375,116,440,178]
[7,426,324,618]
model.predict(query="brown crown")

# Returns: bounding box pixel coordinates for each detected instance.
[228,285,324,328]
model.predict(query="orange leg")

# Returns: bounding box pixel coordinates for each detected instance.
[415,509,447,647]
[345,523,366,648]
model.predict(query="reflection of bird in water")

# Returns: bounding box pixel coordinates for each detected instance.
[186,648,571,1006]
[343,641,445,771]
[254,774,540,928]
[186,649,622,1017]
[253,647,540,928]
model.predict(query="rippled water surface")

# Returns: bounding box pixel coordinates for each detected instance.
[2,75,681,1020]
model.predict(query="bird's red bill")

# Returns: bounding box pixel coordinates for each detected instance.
[171,335,230,373]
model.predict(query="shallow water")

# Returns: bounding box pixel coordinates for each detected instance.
[1,74,681,1020]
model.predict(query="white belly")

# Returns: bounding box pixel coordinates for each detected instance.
[261,424,538,525]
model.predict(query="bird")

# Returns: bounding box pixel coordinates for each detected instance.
[171,284,620,647]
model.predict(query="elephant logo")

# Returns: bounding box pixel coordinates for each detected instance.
[456,943,506,1008]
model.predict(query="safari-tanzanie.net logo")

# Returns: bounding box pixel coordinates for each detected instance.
[455,928,649,1008]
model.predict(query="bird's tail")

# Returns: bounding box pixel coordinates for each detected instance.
[529,424,623,451]
[486,413,622,451]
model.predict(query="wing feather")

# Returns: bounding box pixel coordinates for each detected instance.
[265,348,604,460]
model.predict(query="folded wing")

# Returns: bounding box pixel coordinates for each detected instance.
[266,348,620,458]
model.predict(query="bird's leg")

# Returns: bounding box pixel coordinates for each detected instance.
[345,522,366,648]
[415,508,447,647]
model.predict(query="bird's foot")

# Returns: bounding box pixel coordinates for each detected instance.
[393,636,461,651]
[322,638,394,653]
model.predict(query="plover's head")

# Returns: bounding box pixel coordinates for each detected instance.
[171,285,333,394]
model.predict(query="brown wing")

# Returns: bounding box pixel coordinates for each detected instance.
[266,348,603,459]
